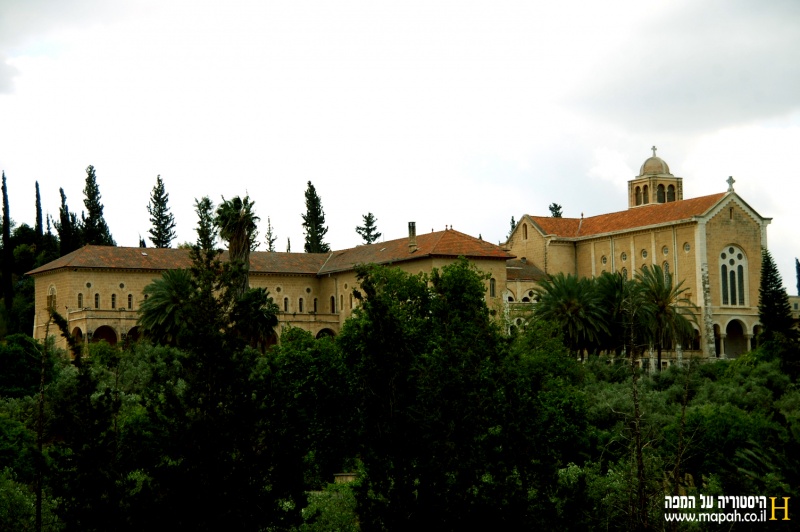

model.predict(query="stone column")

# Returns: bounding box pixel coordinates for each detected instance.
[745,334,752,352]
[719,333,726,359]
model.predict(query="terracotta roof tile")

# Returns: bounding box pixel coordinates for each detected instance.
[318,229,513,274]
[529,193,726,238]
[506,259,546,281]
[27,230,512,277]
[27,246,328,276]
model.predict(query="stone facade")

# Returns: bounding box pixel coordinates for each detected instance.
[504,153,771,365]
[29,227,513,350]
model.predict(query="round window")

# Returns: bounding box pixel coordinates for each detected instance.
[684,242,691,252]
[621,252,627,262]
[641,249,648,259]
[601,255,607,265]
[662,246,669,255]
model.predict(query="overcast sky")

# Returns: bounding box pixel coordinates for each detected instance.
[0,0,798,290]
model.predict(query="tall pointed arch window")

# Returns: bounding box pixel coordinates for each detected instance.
[657,184,665,203]
[719,245,747,306]
[47,286,57,310]
[642,185,649,204]
[667,185,676,202]
[635,186,642,206]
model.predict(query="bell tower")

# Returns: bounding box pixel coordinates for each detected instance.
[627,146,683,208]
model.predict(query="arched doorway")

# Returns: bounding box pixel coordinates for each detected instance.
[725,320,747,358]
[71,327,83,342]
[92,325,118,346]
[316,328,336,339]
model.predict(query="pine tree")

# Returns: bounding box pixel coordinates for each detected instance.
[549,203,563,218]
[81,165,115,246]
[265,217,277,252]
[35,181,43,242]
[194,197,217,251]
[55,188,82,256]
[2,172,12,312]
[302,181,330,253]
[508,216,516,238]
[758,247,794,342]
[139,236,147,248]
[286,237,291,253]
[356,212,381,244]
[147,175,176,248]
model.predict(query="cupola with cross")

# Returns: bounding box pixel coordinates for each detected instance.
[627,146,684,208]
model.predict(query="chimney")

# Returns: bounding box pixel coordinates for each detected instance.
[408,221,417,252]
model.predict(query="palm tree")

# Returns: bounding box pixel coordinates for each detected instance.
[216,196,259,298]
[596,271,634,356]
[533,273,608,360]
[635,264,697,371]
[137,268,193,346]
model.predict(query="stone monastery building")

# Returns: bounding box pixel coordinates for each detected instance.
[29,150,771,365]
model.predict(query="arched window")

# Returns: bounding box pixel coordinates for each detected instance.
[667,185,675,202]
[642,185,649,204]
[78,293,83,308]
[111,294,116,309]
[128,294,133,309]
[340,295,343,313]
[94,293,99,308]
[523,223,528,240]
[489,278,496,297]
[622,267,628,279]
[299,298,304,313]
[330,296,336,313]
[657,184,665,203]
[720,245,747,306]
[283,297,288,312]
[314,298,318,313]
[663,261,670,282]
[47,286,57,310]
[350,293,353,309]
[635,186,642,206]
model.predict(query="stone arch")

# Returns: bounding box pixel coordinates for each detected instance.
[752,324,763,350]
[316,328,336,339]
[642,185,649,204]
[92,325,118,345]
[657,184,665,203]
[713,323,721,357]
[71,327,83,342]
[126,326,141,344]
[724,319,747,358]
[635,186,642,206]
[688,327,701,351]
[667,184,676,202]
[522,223,528,240]
[505,288,516,302]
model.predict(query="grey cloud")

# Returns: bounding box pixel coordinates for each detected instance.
[567,0,800,133]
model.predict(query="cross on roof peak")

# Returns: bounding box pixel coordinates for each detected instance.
[651,145,657,157]
[726,176,735,192]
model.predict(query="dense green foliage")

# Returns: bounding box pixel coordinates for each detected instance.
[302,181,330,253]
[146,175,176,248]
[549,202,563,217]
[0,254,798,529]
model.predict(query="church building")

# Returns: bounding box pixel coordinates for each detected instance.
[504,149,771,364]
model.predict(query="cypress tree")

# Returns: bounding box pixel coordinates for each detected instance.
[758,247,794,342]
[35,181,43,242]
[147,175,176,248]
[194,197,217,251]
[81,165,115,246]
[265,217,277,252]
[301,181,330,253]
[55,188,82,256]
[356,212,382,244]
[2,172,12,312]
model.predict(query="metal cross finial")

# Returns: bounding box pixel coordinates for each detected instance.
[726,176,735,192]
[651,145,657,157]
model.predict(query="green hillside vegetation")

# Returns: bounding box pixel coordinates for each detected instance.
[0,256,797,530]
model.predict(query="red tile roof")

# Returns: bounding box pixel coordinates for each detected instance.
[529,193,726,238]
[27,246,328,276]
[318,229,513,274]
[27,230,512,277]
